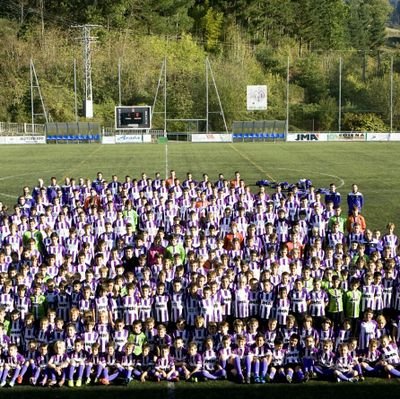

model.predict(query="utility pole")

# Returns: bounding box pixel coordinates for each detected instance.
[30,59,49,127]
[72,24,101,118]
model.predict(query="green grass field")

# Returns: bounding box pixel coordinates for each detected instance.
[0,141,400,397]
[0,142,398,230]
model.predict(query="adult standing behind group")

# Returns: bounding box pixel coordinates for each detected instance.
[347,184,364,215]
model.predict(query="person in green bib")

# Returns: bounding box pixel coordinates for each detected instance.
[344,278,362,336]
[326,275,344,331]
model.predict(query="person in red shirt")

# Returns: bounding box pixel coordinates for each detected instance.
[346,206,366,233]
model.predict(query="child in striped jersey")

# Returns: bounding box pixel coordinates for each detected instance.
[314,339,335,380]
[284,334,305,383]
[200,337,226,381]
[302,335,318,380]
[99,342,119,385]
[0,343,26,387]
[133,343,156,382]
[117,342,136,384]
[84,343,104,384]
[250,334,270,384]
[46,340,69,387]
[359,338,381,377]
[171,337,187,379]
[154,345,178,382]
[333,343,359,382]
[30,343,49,386]
[182,342,202,382]
[379,335,400,378]
[112,319,129,353]
[67,339,88,387]
[266,339,286,382]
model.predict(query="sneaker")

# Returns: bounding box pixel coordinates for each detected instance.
[359,376,365,382]
[254,376,260,384]
[303,372,310,383]
[58,379,65,387]
[68,380,74,388]
[191,377,198,383]
[29,377,37,386]
[0,381,6,388]
[48,380,57,387]
[16,376,23,384]
[75,379,82,387]
[85,378,91,385]
[336,377,341,383]
[8,381,15,388]
[246,376,252,384]
[349,377,358,383]
[260,378,266,384]
[286,375,292,383]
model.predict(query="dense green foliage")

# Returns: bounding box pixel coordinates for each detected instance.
[0,0,399,131]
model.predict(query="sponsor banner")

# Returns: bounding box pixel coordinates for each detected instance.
[388,133,400,141]
[247,85,268,111]
[286,133,328,142]
[102,136,116,144]
[143,135,152,143]
[328,132,366,141]
[191,134,232,143]
[0,136,46,144]
[366,133,390,142]
[115,134,143,144]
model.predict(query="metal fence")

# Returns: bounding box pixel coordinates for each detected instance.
[0,122,45,135]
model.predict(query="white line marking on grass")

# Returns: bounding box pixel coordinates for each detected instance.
[167,382,175,399]
[229,144,275,181]
[0,168,70,182]
[276,167,345,188]
[63,145,104,179]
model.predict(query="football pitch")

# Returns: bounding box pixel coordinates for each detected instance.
[0,141,400,397]
[0,141,398,231]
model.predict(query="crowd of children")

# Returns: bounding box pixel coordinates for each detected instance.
[0,170,398,386]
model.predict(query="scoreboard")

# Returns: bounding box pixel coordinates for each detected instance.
[115,106,151,130]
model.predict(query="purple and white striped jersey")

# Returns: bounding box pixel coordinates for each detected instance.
[233,288,250,319]
[138,297,153,322]
[289,288,308,314]
[153,294,170,323]
[361,285,375,312]
[358,320,377,351]
[308,290,328,317]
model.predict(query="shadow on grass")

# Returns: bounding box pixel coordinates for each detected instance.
[4,379,400,399]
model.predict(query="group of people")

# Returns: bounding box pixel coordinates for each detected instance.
[0,170,398,387]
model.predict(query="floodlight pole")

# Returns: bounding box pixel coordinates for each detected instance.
[30,59,49,127]
[164,56,167,135]
[74,58,78,122]
[152,57,167,135]
[206,57,229,134]
[72,24,101,119]
[338,57,342,133]
[286,56,290,135]
[206,58,209,134]
[390,56,393,133]
[118,58,122,106]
